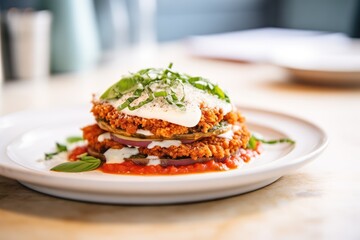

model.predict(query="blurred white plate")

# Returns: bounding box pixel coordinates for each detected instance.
[189,28,360,86]
[0,106,328,204]
[271,42,360,86]
[282,67,360,86]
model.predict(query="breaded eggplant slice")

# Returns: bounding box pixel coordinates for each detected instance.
[92,101,246,138]
[83,123,250,161]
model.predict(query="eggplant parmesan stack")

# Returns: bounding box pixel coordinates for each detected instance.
[82,64,254,174]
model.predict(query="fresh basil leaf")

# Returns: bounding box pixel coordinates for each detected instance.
[213,85,224,98]
[45,152,58,160]
[76,153,88,159]
[247,135,295,150]
[100,77,139,100]
[116,78,140,94]
[56,143,67,152]
[119,96,138,110]
[193,82,207,90]
[99,82,120,100]
[247,135,258,150]
[51,161,99,172]
[101,64,231,110]
[154,91,167,97]
[258,138,295,145]
[45,142,68,160]
[51,156,101,172]
[127,94,154,110]
[79,156,102,163]
[66,136,83,144]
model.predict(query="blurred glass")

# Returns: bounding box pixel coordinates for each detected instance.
[44,0,100,73]
[133,0,157,62]
[0,17,3,85]
[6,9,52,80]
[94,0,129,57]
[137,0,157,48]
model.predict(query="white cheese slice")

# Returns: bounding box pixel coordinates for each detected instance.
[146,155,161,166]
[108,83,232,127]
[104,147,139,164]
[97,132,111,142]
[135,129,153,136]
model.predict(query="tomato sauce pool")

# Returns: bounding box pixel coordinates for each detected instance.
[68,144,261,175]
[101,146,261,175]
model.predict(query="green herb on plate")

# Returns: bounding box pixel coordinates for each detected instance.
[45,143,68,160]
[100,63,230,111]
[51,155,101,173]
[247,135,295,150]
[66,136,84,144]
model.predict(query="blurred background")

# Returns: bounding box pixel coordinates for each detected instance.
[0,0,359,83]
[1,2,360,238]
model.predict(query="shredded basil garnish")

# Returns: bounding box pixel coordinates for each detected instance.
[100,63,230,111]
[45,137,84,160]
[45,143,68,160]
[247,135,295,150]
[66,136,84,144]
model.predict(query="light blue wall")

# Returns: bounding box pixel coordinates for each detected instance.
[125,0,358,42]
[126,0,267,42]
[156,0,265,41]
[279,0,358,35]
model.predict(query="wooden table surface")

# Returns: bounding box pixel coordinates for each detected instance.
[1,43,360,240]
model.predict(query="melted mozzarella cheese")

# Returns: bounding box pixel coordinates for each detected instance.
[104,147,139,164]
[135,129,153,136]
[217,125,241,139]
[97,132,111,142]
[146,155,161,166]
[217,130,234,139]
[108,84,232,127]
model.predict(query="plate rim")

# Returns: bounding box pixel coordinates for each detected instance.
[0,105,328,193]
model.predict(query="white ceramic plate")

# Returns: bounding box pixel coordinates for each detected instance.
[273,59,360,86]
[189,28,360,86]
[0,106,328,204]
[270,42,360,86]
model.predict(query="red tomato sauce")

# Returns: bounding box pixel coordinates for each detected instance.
[100,145,262,175]
[68,144,262,175]
[68,146,88,161]
[101,158,235,175]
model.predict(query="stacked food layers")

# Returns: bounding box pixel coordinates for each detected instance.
[82,64,254,174]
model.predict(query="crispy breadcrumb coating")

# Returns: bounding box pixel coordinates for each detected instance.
[92,101,188,137]
[83,123,250,161]
[91,101,245,138]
